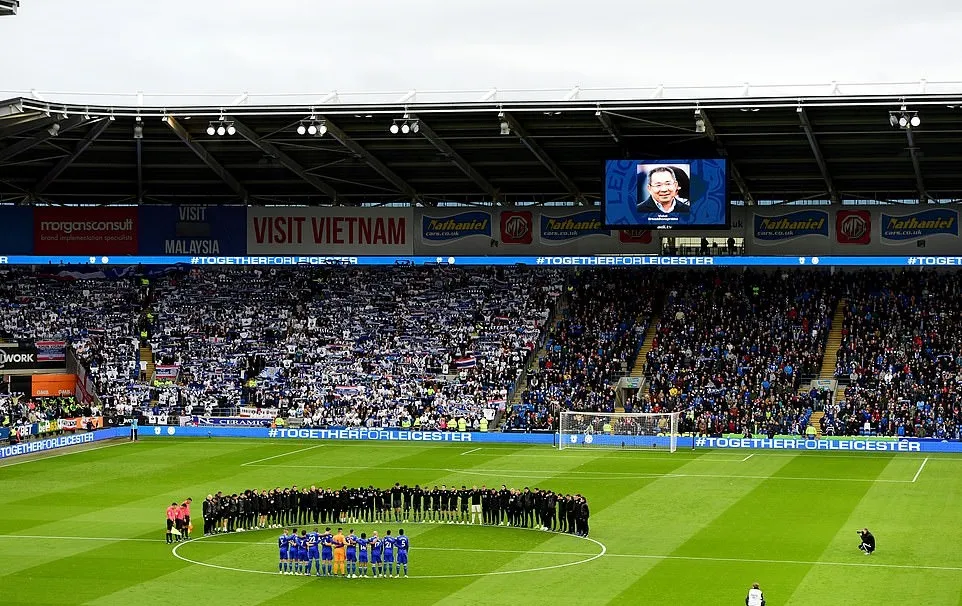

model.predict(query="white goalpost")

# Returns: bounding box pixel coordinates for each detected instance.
[558,411,681,452]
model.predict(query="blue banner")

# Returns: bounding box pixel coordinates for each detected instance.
[421,211,492,242]
[754,210,829,241]
[881,208,958,241]
[0,427,126,460]
[138,206,246,255]
[541,211,609,241]
[0,206,34,253]
[2,254,962,267]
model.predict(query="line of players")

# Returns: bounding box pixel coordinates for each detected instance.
[279,526,410,578]
[202,483,590,537]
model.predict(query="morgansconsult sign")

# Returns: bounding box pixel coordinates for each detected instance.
[33,207,138,254]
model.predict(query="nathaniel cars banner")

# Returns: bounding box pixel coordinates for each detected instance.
[414,209,660,255]
[247,207,414,255]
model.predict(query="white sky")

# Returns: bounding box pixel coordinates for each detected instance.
[2,0,961,99]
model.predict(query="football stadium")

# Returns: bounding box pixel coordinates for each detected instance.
[4,4,962,606]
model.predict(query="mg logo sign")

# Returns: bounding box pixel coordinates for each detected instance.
[499,211,532,244]
[837,210,871,245]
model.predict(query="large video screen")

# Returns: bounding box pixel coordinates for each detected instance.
[604,159,729,229]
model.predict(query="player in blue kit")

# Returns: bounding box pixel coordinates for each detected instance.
[369,531,382,577]
[320,527,334,577]
[382,530,396,577]
[395,529,410,578]
[287,530,300,574]
[307,528,321,576]
[297,530,310,575]
[356,532,369,578]
[345,529,358,578]
[278,529,290,574]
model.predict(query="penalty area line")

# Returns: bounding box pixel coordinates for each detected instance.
[240,444,326,467]
[460,448,482,456]
[912,457,929,483]
[741,453,754,462]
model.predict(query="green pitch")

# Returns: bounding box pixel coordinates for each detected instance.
[1,438,959,605]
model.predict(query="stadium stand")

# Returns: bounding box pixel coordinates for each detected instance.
[832,271,962,439]
[501,269,656,431]
[631,269,840,437]
[147,266,559,429]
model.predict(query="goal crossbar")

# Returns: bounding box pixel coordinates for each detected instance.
[558,411,680,452]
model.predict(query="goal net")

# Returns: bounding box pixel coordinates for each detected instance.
[558,411,680,452]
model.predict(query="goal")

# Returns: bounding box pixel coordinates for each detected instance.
[558,411,680,452]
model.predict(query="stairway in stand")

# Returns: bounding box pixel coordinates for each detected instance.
[495,295,569,430]
[631,318,660,378]
[139,345,155,383]
[818,299,847,381]
[808,411,825,439]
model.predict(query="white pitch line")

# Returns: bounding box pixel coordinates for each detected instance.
[602,552,962,573]
[912,457,930,483]
[741,453,755,462]
[250,463,914,483]
[240,444,326,467]
[460,448,482,456]
[0,534,164,543]
[0,440,131,468]
[5,533,960,575]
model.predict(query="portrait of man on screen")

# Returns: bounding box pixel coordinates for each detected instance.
[636,165,691,215]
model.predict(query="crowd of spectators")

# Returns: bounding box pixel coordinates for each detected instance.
[501,269,656,431]
[148,266,559,429]
[0,268,144,413]
[5,265,962,441]
[831,271,962,439]
[632,270,839,437]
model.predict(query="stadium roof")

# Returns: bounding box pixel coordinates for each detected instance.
[2,80,962,206]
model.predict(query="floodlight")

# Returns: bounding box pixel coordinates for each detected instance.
[216,125,226,136]
[307,123,318,135]
[226,123,236,135]
[207,124,216,136]
[898,115,908,128]
[297,123,307,135]
[910,115,921,127]
[401,122,410,134]
[390,123,400,134]
[318,123,328,136]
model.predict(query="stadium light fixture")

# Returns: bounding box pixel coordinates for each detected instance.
[694,108,705,134]
[216,124,227,136]
[296,119,326,136]
[226,123,236,136]
[400,122,410,134]
[46,123,60,137]
[133,124,144,140]
[410,120,419,134]
[390,122,400,134]
[889,108,920,129]
[206,123,217,136]
[498,111,510,135]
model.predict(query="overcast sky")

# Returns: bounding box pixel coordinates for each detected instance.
[2,0,961,102]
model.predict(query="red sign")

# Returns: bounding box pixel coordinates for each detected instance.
[34,207,138,254]
[836,210,871,245]
[500,212,533,244]
[618,229,653,244]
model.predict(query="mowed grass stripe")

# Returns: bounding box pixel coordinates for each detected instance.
[434,449,728,606]
[784,457,962,606]
[519,450,800,606]
[89,442,604,605]
[610,454,897,605]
